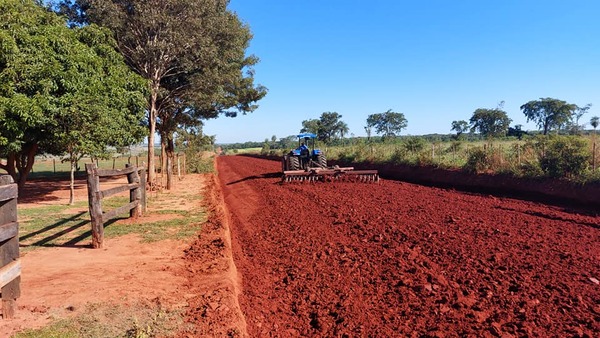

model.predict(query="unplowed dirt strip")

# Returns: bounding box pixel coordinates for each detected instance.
[217,155,600,337]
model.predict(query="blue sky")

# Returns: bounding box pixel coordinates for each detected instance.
[203,0,600,144]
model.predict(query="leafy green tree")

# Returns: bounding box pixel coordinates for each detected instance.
[0,0,146,195]
[277,136,296,150]
[174,126,215,173]
[591,116,599,131]
[59,0,267,188]
[300,119,320,135]
[520,98,577,135]
[364,126,372,140]
[366,109,408,140]
[317,112,348,143]
[301,113,348,143]
[469,108,512,138]
[450,120,469,139]
[568,104,592,135]
[507,125,526,140]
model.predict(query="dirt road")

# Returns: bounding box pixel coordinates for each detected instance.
[216,155,599,337]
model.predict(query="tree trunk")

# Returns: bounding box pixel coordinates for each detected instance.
[165,135,175,190]
[15,143,38,191]
[69,154,76,206]
[0,153,18,184]
[147,80,159,188]
[161,140,167,177]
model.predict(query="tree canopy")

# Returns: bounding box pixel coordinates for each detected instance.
[469,108,511,138]
[450,120,469,139]
[58,0,267,188]
[0,0,147,188]
[366,109,408,139]
[520,98,577,135]
[300,112,348,143]
[300,119,320,135]
[591,116,599,131]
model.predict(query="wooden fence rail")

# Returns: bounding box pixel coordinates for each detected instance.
[0,175,20,319]
[85,163,146,249]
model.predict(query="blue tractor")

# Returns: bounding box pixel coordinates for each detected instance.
[281,133,379,182]
[282,133,327,172]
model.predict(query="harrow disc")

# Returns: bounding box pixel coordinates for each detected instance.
[282,169,379,183]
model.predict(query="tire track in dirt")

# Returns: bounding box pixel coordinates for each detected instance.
[217,156,600,337]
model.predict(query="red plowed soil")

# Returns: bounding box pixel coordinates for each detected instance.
[217,156,600,337]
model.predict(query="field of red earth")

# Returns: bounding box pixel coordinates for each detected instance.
[216,155,600,337]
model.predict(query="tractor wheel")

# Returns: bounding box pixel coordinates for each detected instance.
[288,156,300,170]
[317,153,327,168]
[282,156,288,171]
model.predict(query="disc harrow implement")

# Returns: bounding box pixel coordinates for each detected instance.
[282,167,379,183]
[281,133,379,184]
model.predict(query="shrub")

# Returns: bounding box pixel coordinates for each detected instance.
[519,160,544,177]
[185,152,215,173]
[403,137,426,154]
[540,136,590,178]
[446,141,462,154]
[463,147,490,173]
[390,147,407,163]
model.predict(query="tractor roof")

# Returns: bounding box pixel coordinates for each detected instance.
[297,133,317,139]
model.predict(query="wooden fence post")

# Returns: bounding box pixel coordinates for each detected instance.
[126,164,141,218]
[140,167,147,214]
[85,163,104,249]
[0,175,20,319]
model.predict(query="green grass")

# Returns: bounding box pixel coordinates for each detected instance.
[324,135,600,182]
[229,147,261,154]
[18,194,205,252]
[29,156,145,179]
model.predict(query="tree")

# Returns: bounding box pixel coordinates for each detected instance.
[366,109,408,140]
[317,112,348,143]
[520,98,577,135]
[450,120,469,139]
[300,119,320,135]
[569,104,592,135]
[507,125,526,140]
[0,0,147,195]
[364,126,372,140]
[174,126,215,173]
[469,108,511,138]
[301,113,348,143]
[590,116,599,131]
[591,116,599,170]
[59,0,267,188]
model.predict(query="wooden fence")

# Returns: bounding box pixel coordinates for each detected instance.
[0,175,20,319]
[85,163,146,249]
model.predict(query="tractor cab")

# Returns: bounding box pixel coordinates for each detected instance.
[282,133,325,171]
[290,133,321,158]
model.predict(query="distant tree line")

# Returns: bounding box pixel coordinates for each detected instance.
[281,97,598,148]
[239,97,599,154]
[452,98,597,140]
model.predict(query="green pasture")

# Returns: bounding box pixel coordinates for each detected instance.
[18,193,204,253]
[253,134,599,182]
